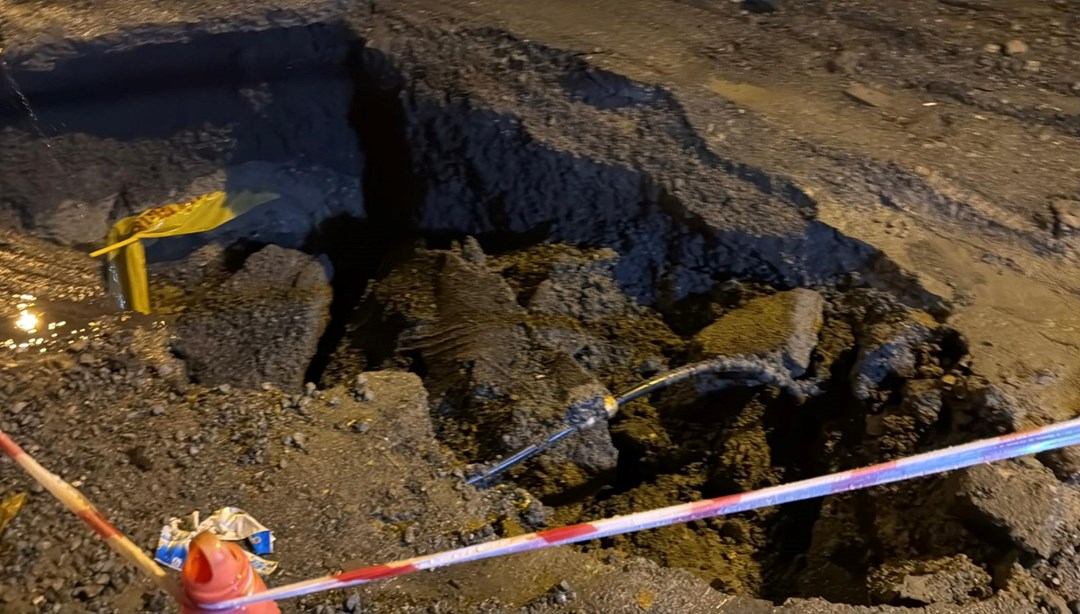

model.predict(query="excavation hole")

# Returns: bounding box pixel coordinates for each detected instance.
[334,235,999,607]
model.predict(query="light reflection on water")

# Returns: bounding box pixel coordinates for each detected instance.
[1,292,104,355]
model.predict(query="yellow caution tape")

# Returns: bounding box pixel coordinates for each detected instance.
[90,191,277,314]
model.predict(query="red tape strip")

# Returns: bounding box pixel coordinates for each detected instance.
[77,509,120,540]
[0,431,25,459]
[333,563,418,584]
[537,523,598,544]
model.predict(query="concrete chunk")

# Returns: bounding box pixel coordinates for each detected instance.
[171,245,333,390]
[953,457,1080,559]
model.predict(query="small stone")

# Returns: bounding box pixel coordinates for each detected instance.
[403,525,417,545]
[187,446,200,457]
[459,236,486,264]
[1038,446,1080,484]
[69,338,89,353]
[76,583,105,598]
[1023,60,1042,72]
[10,401,27,414]
[1051,198,1080,236]
[844,83,893,109]
[357,389,374,403]
[291,432,307,448]
[125,447,153,471]
[983,43,1002,54]
[714,279,744,305]
[741,0,779,13]
[1071,82,1080,93]
[260,382,274,391]
[1034,369,1056,385]
[78,353,95,366]
[217,384,232,394]
[825,50,860,74]
[304,382,317,397]
[150,406,165,416]
[558,580,571,592]
[1003,39,1029,56]
[941,374,958,386]
[344,593,361,612]
[354,374,369,390]
[351,422,371,434]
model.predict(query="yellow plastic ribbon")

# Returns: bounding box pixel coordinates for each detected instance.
[90,191,277,314]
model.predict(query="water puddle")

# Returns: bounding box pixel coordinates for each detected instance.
[0,292,118,356]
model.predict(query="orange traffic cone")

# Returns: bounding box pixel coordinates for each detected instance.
[180,531,281,614]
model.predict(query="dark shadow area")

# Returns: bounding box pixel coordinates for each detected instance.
[303,44,429,384]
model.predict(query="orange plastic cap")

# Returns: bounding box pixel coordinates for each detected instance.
[180,531,280,614]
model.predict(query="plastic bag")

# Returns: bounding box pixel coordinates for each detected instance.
[90,191,277,314]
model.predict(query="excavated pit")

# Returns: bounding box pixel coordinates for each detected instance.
[335,238,1006,608]
[2,9,1077,614]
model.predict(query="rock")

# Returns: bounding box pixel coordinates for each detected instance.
[125,446,153,471]
[526,248,641,322]
[741,0,779,13]
[1039,447,1080,484]
[714,279,744,305]
[691,288,823,377]
[1051,198,1080,237]
[171,245,333,390]
[844,83,893,109]
[825,50,860,74]
[953,458,1080,558]
[1003,39,1029,56]
[868,555,992,605]
[850,306,938,400]
[68,338,90,353]
[459,236,486,264]
[344,593,361,612]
